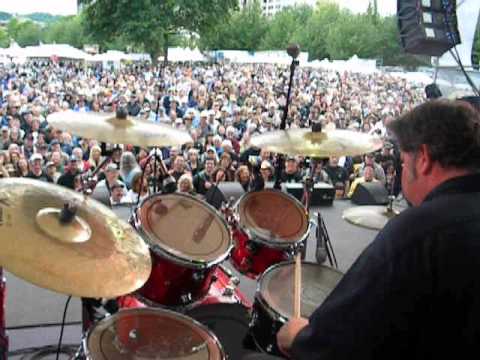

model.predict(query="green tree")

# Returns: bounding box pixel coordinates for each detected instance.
[6,18,21,40]
[293,1,343,60]
[0,27,9,48]
[43,15,92,49]
[199,0,268,51]
[14,21,44,46]
[80,0,237,65]
[260,5,313,50]
[324,12,381,60]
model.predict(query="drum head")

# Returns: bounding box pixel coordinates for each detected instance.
[137,193,231,265]
[237,190,309,245]
[86,308,224,359]
[258,262,343,319]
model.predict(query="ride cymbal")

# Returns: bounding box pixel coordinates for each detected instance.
[250,128,383,157]
[0,178,151,298]
[342,205,400,230]
[47,110,192,147]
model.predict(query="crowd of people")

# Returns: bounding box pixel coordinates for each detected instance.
[0,60,426,205]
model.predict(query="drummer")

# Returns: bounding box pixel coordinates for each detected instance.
[247,99,480,359]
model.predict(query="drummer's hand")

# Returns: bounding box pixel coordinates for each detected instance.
[277,317,309,358]
[205,181,212,189]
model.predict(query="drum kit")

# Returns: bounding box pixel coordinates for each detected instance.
[0,103,390,359]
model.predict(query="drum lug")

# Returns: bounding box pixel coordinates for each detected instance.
[222,285,235,297]
[181,293,192,304]
[266,344,273,353]
[230,276,240,286]
[192,271,205,282]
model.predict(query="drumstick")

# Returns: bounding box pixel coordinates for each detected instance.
[294,252,302,318]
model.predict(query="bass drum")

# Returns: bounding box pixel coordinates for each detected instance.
[251,261,343,355]
[187,303,257,360]
[84,307,226,359]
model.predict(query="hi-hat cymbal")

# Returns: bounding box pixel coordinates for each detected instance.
[47,110,192,147]
[0,178,151,298]
[342,205,401,230]
[250,128,383,157]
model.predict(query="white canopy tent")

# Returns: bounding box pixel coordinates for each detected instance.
[305,55,378,74]
[23,44,89,60]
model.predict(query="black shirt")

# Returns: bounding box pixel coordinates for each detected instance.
[291,173,480,360]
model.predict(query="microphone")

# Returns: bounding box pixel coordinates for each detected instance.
[287,44,300,59]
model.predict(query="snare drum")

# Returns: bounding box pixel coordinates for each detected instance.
[133,193,232,308]
[231,190,310,278]
[251,261,343,355]
[84,307,225,359]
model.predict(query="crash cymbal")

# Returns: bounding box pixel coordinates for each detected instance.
[342,205,401,230]
[0,178,151,298]
[47,110,192,147]
[250,128,383,157]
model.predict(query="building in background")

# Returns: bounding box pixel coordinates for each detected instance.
[239,0,317,17]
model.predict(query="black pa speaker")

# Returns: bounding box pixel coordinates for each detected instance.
[397,0,461,56]
[351,182,388,206]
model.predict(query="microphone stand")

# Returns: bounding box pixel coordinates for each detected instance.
[274,52,299,190]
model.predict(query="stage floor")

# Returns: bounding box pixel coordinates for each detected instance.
[4,199,380,358]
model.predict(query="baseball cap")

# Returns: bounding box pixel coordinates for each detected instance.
[46,161,55,168]
[29,153,43,162]
[105,163,118,172]
[260,160,272,170]
[110,181,124,190]
[69,154,79,162]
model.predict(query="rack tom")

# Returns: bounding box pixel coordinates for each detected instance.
[133,193,232,308]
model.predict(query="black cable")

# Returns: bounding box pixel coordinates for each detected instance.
[6,321,81,331]
[56,295,72,360]
[448,48,480,96]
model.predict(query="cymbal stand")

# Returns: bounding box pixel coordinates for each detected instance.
[303,157,338,268]
[135,149,176,208]
[80,156,111,196]
[274,48,299,190]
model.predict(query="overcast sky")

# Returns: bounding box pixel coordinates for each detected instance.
[0,0,77,15]
[0,0,397,16]
[336,0,396,16]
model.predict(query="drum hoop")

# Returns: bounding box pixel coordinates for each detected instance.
[84,307,226,360]
[255,261,343,320]
[134,192,232,268]
[235,189,310,247]
[133,290,206,311]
